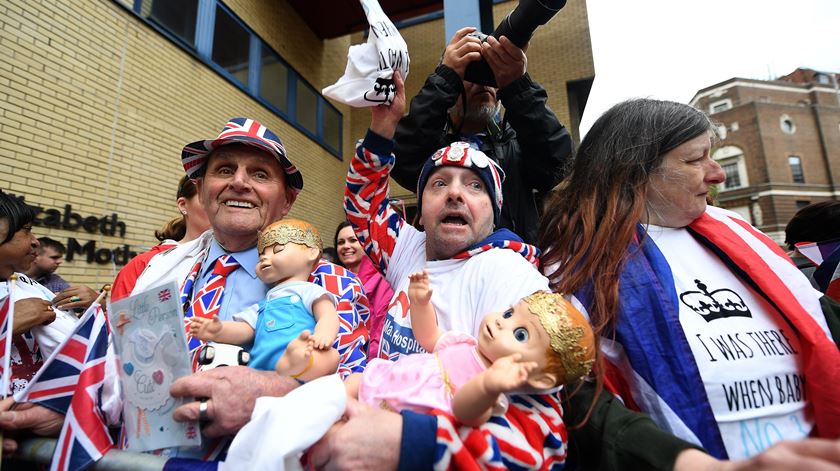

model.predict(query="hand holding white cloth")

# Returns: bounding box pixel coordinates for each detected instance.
[322,0,409,107]
[219,374,347,471]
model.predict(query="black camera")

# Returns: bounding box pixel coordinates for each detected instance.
[463,0,567,87]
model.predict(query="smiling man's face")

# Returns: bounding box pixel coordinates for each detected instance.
[197,144,295,251]
[419,166,494,260]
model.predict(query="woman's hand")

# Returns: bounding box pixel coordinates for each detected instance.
[13,298,55,333]
[52,285,99,311]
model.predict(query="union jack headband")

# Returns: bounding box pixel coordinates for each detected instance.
[181,117,304,194]
[416,142,505,226]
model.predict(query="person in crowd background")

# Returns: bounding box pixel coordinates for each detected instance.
[334,220,393,357]
[0,191,78,395]
[784,201,840,289]
[111,175,210,301]
[540,98,840,464]
[391,27,573,244]
[24,237,69,294]
[320,246,338,264]
[24,235,100,314]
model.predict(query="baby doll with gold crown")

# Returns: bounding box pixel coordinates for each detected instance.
[344,271,596,426]
[190,219,340,381]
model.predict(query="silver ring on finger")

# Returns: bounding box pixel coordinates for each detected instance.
[198,400,210,423]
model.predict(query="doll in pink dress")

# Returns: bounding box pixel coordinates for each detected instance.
[344,271,596,426]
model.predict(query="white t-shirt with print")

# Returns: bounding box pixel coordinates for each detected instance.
[647,225,829,459]
[376,225,549,359]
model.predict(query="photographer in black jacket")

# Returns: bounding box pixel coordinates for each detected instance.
[392,26,573,244]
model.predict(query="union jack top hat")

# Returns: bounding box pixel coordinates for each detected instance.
[181,117,304,194]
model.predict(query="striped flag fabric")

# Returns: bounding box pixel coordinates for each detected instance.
[795,239,840,301]
[15,302,113,471]
[795,238,840,267]
[0,285,14,397]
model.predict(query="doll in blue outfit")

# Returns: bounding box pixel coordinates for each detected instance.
[190,219,340,381]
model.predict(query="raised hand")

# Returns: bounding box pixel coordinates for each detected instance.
[442,27,483,79]
[481,35,527,89]
[370,70,406,140]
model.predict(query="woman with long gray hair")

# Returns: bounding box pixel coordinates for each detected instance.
[540,98,840,466]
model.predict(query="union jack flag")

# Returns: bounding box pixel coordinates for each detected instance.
[345,145,405,274]
[15,302,113,471]
[310,260,369,378]
[796,239,840,301]
[432,393,568,471]
[0,289,14,397]
[795,238,840,267]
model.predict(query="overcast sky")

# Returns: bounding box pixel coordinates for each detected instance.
[580,0,840,136]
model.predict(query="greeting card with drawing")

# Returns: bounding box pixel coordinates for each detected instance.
[109,281,201,451]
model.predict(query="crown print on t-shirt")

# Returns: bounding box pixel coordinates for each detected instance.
[679,279,752,322]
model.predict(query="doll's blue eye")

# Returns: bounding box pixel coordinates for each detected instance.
[503,309,513,319]
[514,327,529,342]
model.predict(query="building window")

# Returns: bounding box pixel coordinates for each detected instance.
[115,0,343,158]
[296,82,318,134]
[815,73,830,85]
[796,200,811,210]
[789,156,805,183]
[260,49,289,114]
[139,0,199,47]
[323,105,342,152]
[212,6,250,86]
[709,99,732,114]
[780,115,796,134]
[721,161,741,188]
[713,146,748,190]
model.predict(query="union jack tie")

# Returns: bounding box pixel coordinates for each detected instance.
[182,254,240,370]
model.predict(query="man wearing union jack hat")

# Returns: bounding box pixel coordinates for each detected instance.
[0,119,370,462]
[123,118,369,459]
[323,70,565,470]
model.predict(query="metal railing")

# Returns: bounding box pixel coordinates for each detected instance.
[15,438,167,470]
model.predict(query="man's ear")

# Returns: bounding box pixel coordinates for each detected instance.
[279,187,297,219]
[526,371,558,391]
[195,178,206,206]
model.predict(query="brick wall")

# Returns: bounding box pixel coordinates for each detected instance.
[0,0,352,287]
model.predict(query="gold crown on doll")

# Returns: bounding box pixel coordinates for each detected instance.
[523,291,595,384]
[258,219,323,253]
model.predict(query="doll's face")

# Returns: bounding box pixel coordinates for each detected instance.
[256,242,318,285]
[477,300,550,372]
